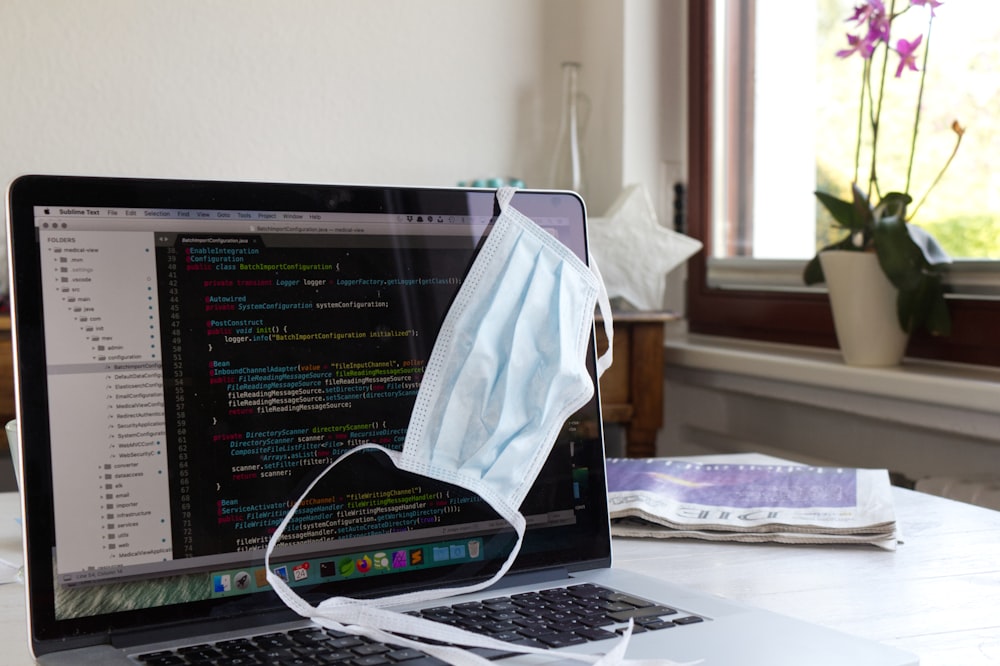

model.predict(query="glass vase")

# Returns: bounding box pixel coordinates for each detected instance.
[549,62,589,199]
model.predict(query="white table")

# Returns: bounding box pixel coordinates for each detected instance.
[613,484,1000,666]
[0,476,998,664]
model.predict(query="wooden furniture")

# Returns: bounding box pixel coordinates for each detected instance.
[595,311,676,457]
[0,454,998,663]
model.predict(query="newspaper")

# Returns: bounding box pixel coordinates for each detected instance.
[606,458,899,550]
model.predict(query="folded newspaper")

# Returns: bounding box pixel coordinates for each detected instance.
[606,458,899,550]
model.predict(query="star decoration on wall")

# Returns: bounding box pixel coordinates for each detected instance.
[588,184,702,311]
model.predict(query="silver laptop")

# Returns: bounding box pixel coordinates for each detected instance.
[6,175,917,665]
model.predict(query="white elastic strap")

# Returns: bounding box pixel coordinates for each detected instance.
[264,448,695,666]
[265,446,595,664]
[589,251,614,377]
[265,444,525,613]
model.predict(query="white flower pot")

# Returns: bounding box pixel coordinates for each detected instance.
[819,250,909,366]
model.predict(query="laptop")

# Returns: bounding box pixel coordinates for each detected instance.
[6,175,917,665]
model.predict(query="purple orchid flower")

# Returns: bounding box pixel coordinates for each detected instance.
[895,34,923,77]
[847,0,886,27]
[839,1,891,60]
[836,34,865,58]
[910,0,943,16]
[866,11,891,43]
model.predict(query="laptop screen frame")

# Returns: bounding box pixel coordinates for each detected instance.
[6,175,613,653]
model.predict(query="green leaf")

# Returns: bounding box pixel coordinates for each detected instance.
[924,278,952,336]
[814,191,855,229]
[803,255,824,285]
[897,273,951,336]
[850,183,875,231]
[873,204,924,292]
[877,191,912,219]
[896,285,920,335]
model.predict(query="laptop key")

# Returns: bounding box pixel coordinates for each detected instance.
[617,624,647,635]
[479,620,519,634]
[391,659,449,666]
[385,648,428,662]
[641,620,677,631]
[604,592,658,608]
[253,648,298,661]
[607,605,678,622]
[291,629,336,644]
[292,645,337,660]
[537,611,579,625]
[454,606,488,618]
[217,638,257,652]
[135,654,186,666]
[537,632,588,648]
[674,616,705,625]
[547,620,585,633]
[484,610,520,621]
[255,634,296,649]
[179,648,226,663]
[214,657,263,666]
[566,584,604,597]
[574,627,619,642]
[516,626,558,640]
[467,646,519,660]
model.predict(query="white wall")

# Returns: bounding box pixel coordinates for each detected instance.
[0,0,688,241]
[1,1,554,188]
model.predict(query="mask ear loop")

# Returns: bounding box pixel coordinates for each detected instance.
[265,445,694,666]
[589,251,614,377]
[263,444,537,666]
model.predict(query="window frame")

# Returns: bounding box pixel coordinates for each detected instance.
[686,1,1000,367]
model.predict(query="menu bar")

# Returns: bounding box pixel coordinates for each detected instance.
[34,206,500,226]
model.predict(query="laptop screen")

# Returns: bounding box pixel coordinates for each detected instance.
[8,176,611,644]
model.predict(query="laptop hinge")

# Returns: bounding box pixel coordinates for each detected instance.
[111,568,574,649]
[482,566,571,593]
[109,608,302,650]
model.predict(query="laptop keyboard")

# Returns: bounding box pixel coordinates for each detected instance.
[133,583,704,665]
[412,582,704,648]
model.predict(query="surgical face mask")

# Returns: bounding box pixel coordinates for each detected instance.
[264,189,687,666]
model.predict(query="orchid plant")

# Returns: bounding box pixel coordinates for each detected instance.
[803,0,963,336]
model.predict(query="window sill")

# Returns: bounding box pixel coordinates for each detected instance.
[664,333,1000,419]
[707,257,1000,298]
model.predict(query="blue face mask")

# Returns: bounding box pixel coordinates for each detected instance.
[265,190,681,666]
[398,186,609,518]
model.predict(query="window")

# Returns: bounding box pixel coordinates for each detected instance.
[687,0,1000,366]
